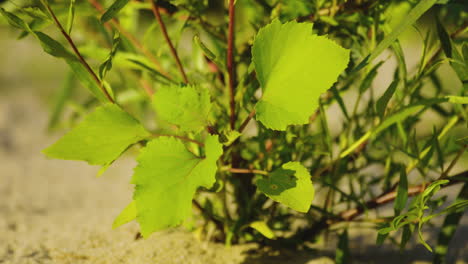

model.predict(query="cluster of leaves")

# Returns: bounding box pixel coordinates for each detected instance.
[1,0,467,261]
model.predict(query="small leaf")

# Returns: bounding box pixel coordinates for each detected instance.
[394,166,408,215]
[359,61,383,94]
[193,34,216,61]
[34,31,74,59]
[99,32,121,79]
[400,225,414,250]
[153,84,212,132]
[446,95,468,104]
[66,0,76,35]
[113,201,137,229]
[131,135,223,237]
[221,130,241,146]
[48,71,76,129]
[433,184,468,263]
[358,0,438,67]
[436,18,452,58]
[335,230,350,264]
[43,104,150,166]
[0,8,30,31]
[252,19,349,130]
[256,162,314,212]
[376,79,398,119]
[249,221,275,239]
[32,31,110,102]
[101,0,130,23]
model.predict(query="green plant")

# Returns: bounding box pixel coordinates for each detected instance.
[1,0,467,261]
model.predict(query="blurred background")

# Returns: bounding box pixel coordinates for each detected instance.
[0,1,467,263]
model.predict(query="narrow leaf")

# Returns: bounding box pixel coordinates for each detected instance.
[335,230,350,264]
[433,184,468,264]
[361,0,437,67]
[376,79,399,119]
[99,32,121,79]
[249,221,275,239]
[0,8,30,31]
[66,0,76,35]
[101,0,130,23]
[394,166,408,215]
[436,18,452,58]
[48,71,75,129]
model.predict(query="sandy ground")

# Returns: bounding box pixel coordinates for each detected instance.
[0,29,467,264]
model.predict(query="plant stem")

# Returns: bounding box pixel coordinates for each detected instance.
[238,109,256,133]
[87,0,173,80]
[295,170,468,241]
[150,1,188,84]
[227,0,236,129]
[192,199,225,238]
[226,167,268,176]
[41,0,115,104]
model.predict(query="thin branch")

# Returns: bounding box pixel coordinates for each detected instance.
[294,170,468,241]
[192,199,225,238]
[41,0,115,103]
[150,1,188,84]
[238,109,256,133]
[87,0,173,80]
[227,0,236,129]
[226,167,268,176]
[151,134,204,146]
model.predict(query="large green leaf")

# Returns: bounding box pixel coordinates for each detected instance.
[256,162,314,212]
[131,135,222,237]
[43,104,150,166]
[252,20,349,130]
[153,84,212,132]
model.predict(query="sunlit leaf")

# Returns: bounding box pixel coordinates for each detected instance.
[252,19,349,130]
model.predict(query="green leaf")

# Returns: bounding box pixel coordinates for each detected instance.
[252,20,349,130]
[446,95,468,104]
[249,221,275,239]
[153,84,212,133]
[335,230,350,264]
[131,135,223,237]
[256,162,314,212]
[400,225,414,250]
[357,0,438,69]
[0,8,30,31]
[66,0,76,35]
[34,31,74,59]
[48,71,76,130]
[436,18,452,58]
[112,201,137,229]
[101,0,130,23]
[43,104,150,166]
[433,184,468,264]
[376,79,398,119]
[359,61,383,94]
[394,166,408,215]
[33,31,109,102]
[99,32,121,79]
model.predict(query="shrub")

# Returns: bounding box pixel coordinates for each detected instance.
[1,0,467,261]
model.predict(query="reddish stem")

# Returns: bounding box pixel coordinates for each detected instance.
[227,0,236,129]
[150,1,189,84]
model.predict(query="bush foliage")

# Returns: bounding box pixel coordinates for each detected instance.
[1,0,467,261]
